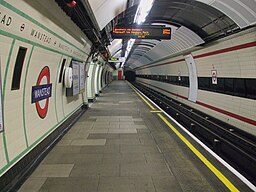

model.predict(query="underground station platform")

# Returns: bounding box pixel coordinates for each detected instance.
[18,81,252,192]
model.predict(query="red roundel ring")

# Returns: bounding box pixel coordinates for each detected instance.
[35,66,50,118]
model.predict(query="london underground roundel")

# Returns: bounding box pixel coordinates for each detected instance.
[31,66,52,119]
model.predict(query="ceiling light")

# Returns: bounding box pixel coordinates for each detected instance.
[134,0,155,24]
[122,0,155,68]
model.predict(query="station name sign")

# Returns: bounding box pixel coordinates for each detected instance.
[32,84,52,103]
[112,26,171,39]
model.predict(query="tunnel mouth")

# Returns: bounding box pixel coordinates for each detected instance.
[124,70,136,82]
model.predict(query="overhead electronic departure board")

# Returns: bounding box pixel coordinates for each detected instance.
[112,26,171,39]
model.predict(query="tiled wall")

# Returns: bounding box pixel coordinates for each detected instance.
[136,28,256,136]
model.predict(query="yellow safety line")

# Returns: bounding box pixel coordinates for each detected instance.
[128,82,239,192]
[129,85,155,110]
[150,110,162,113]
[157,113,239,192]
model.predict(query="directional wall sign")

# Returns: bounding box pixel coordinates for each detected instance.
[112,26,171,39]
[212,70,217,84]
[108,57,125,63]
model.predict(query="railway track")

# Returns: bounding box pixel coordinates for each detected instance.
[132,82,256,185]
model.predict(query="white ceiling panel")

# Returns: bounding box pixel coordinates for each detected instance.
[108,39,123,56]
[87,0,128,30]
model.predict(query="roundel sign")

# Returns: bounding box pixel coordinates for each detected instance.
[31,66,52,119]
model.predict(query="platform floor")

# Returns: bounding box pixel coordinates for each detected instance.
[18,81,251,192]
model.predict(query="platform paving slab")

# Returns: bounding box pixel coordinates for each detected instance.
[18,81,250,192]
[30,164,74,178]
[98,176,155,192]
[39,177,99,192]
[18,178,47,192]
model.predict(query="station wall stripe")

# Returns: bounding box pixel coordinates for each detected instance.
[22,45,35,148]
[0,1,89,56]
[0,104,83,176]
[55,55,64,123]
[1,39,16,163]
[194,41,256,59]
[195,101,256,126]
[138,80,188,100]
[0,30,83,62]
[0,29,85,176]
[137,80,256,126]
[135,41,256,70]
[135,58,185,70]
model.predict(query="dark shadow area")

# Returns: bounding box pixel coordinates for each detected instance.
[124,70,136,82]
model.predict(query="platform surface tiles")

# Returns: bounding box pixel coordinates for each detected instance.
[19,81,251,192]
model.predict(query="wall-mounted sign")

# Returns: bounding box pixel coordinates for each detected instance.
[178,71,181,81]
[108,57,125,63]
[66,60,85,96]
[212,69,217,84]
[112,26,171,39]
[31,66,52,119]
[32,84,52,103]
[72,62,80,95]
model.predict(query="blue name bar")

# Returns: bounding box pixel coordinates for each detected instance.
[31,84,52,103]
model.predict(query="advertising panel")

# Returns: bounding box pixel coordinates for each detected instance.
[72,61,80,95]
[66,60,86,96]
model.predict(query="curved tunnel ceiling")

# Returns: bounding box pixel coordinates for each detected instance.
[146,0,239,42]
[84,0,255,66]
[197,0,256,28]
[123,0,256,69]
[126,25,205,69]
[56,0,256,68]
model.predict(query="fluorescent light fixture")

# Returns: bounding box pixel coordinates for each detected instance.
[134,0,154,24]
[122,0,155,68]
[123,38,135,63]
[127,39,135,52]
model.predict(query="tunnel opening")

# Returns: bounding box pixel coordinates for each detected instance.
[124,70,136,82]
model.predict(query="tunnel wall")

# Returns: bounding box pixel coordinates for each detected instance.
[136,27,256,136]
[0,0,92,183]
